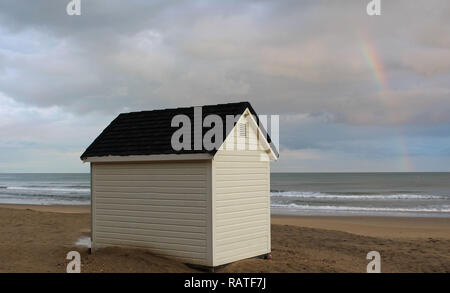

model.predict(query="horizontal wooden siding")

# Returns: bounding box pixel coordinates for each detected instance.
[92,161,210,265]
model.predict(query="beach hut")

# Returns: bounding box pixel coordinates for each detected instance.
[80,102,278,268]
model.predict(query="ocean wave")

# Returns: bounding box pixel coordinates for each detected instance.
[271,203,450,213]
[270,191,445,200]
[0,193,89,200]
[4,186,89,193]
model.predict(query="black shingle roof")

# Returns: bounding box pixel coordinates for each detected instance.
[80,101,277,160]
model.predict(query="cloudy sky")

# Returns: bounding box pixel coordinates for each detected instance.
[0,0,449,172]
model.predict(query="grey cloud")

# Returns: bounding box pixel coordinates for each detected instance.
[0,0,449,126]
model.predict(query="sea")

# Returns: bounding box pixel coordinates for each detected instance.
[0,172,449,217]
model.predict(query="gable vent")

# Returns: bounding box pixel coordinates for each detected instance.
[239,123,247,137]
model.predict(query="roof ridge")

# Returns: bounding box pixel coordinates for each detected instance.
[120,101,250,115]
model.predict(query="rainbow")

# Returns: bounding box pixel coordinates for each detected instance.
[358,33,388,89]
[357,30,414,171]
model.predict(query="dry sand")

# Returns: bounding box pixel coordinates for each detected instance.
[0,204,448,273]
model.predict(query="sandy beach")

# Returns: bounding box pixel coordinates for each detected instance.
[0,204,448,273]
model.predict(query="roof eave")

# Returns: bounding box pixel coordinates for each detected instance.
[82,153,214,163]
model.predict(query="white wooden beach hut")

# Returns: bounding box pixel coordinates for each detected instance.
[81,102,278,268]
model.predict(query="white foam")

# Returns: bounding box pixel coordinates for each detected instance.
[6,186,89,193]
[270,191,444,200]
[271,203,450,213]
[75,236,91,248]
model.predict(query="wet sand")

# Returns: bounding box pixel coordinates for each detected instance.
[271,214,450,239]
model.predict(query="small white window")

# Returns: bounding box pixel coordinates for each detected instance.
[239,123,247,137]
